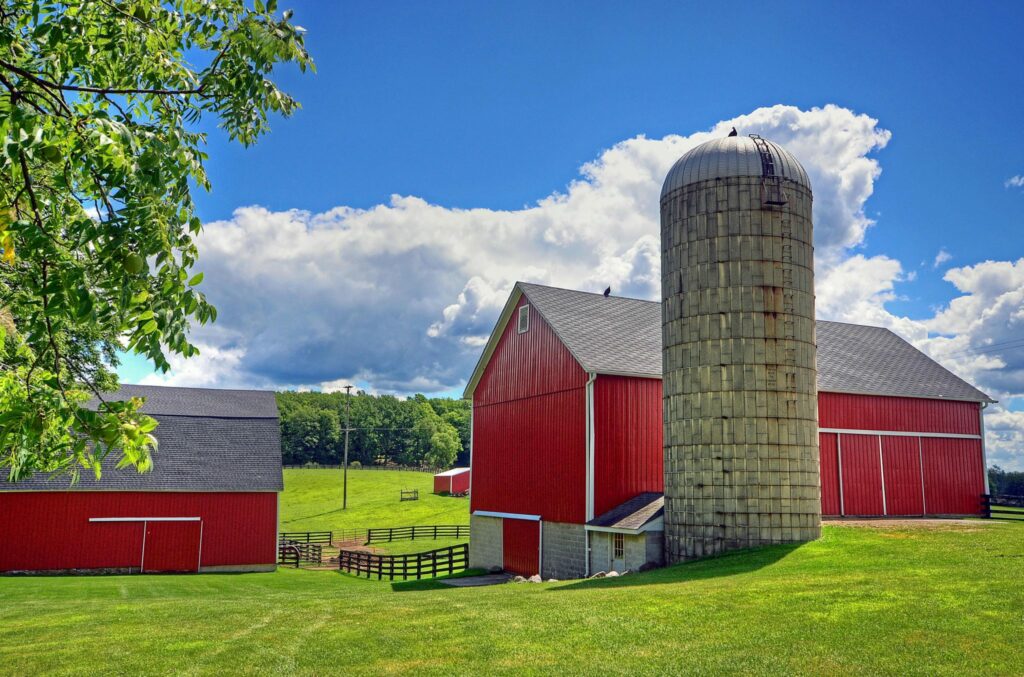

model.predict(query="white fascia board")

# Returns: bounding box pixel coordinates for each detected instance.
[89,516,201,522]
[472,510,541,522]
[819,428,981,440]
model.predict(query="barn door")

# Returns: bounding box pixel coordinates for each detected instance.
[840,434,885,515]
[502,518,540,576]
[881,436,924,516]
[143,521,202,573]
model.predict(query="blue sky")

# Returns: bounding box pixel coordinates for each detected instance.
[118,2,1024,466]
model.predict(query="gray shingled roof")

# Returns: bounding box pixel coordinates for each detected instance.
[587,492,664,530]
[517,283,992,402]
[2,385,283,492]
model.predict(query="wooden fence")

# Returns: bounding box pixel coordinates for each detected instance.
[399,489,419,502]
[278,530,335,544]
[365,524,470,544]
[338,543,469,580]
[278,541,323,567]
[982,494,1024,520]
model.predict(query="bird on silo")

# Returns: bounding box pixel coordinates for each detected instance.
[603,286,611,297]
[728,127,738,137]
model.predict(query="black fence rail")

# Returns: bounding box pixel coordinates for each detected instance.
[278,530,335,544]
[338,543,469,580]
[982,494,1024,520]
[365,524,470,544]
[278,540,323,567]
[399,489,419,502]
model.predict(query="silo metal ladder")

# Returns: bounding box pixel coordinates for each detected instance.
[749,134,788,206]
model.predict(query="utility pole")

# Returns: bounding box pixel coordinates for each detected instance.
[343,384,352,509]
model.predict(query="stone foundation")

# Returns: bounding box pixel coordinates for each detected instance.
[541,521,586,580]
[469,514,503,571]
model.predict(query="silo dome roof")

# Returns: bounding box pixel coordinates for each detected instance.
[661,135,810,198]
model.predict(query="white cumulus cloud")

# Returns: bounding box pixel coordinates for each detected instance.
[1005,175,1024,189]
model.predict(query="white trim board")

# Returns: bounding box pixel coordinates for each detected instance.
[89,517,201,522]
[472,510,541,521]
[818,428,981,440]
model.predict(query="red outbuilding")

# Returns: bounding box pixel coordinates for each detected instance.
[464,283,994,580]
[0,385,282,574]
[433,468,471,495]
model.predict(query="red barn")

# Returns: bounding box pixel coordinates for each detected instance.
[0,385,282,574]
[434,468,471,495]
[465,283,993,579]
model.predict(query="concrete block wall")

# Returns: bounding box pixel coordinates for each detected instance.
[588,531,665,574]
[661,175,821,562]
[541,521,586,580]
[469,514,502,571]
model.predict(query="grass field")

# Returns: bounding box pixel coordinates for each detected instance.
[1,521,1022,675]
[279,468,470,533]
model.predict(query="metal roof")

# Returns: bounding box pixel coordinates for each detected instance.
[3,385,283,492]
[587,492,664,530]
[490,283,992,403]
[661,135,810,198]
[434,467,470,477]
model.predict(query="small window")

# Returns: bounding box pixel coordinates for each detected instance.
[613,533,624,559]
[517,305,530,334]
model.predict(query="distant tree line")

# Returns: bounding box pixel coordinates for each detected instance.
[988,466,1024,497]
[276,391,470,469]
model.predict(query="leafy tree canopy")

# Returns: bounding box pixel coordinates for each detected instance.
[0,0,311,481]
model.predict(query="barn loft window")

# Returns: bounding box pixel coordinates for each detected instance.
[517,305,530,334]
[613,533,624,559]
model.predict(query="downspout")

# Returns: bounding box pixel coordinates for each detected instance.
[584,371,596,577]
[980,402,990,494]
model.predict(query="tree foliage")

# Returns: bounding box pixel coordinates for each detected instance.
[989,465,1024,497]
[276,391,470,469]
[0,1,311,480]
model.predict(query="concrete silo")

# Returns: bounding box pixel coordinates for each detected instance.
[660,134,820,562]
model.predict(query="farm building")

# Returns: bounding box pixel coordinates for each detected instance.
[434,467,470,495]
[0,384,282,574]
[464,282,993,578]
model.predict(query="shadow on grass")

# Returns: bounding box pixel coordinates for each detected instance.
[280,508,346,525]
[551,541,805,592]
[389,568,489,592]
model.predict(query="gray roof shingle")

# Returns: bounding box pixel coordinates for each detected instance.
[517,283,992,402]
[3,385,283,492]
[587,492,664,530]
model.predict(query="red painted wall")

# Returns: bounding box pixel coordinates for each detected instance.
[471,296,587,523]
[474,298,586,407]
[450,470,470,494]
[502,518,540,576]
[0,492,277,572]
[882,436,925,516]
[922,437,985,515]
[819,433,841,516]
[593,376,663,517]
[819,392,980,435]
[840,434,885,515]
[433,470,470,494]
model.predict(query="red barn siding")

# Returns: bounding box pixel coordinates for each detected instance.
[502,518,540,576]
[475,298,586,407]
[450,470,470,494]
[819,392,980,435]
[0,492,277,572]
[881,436,925,516]
[145,522,202,572]
[471,389,586,523]
[922,438,985,515]
[471,296,588,523]
[819,433,841,516]
[840,434,885,515]
[593,376,663,517]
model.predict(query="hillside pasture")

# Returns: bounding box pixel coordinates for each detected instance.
[279,468,469,535]
[1,522,1022,675]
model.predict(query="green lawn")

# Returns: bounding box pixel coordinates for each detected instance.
[2,522,1022,675]
[279,468,470,534]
